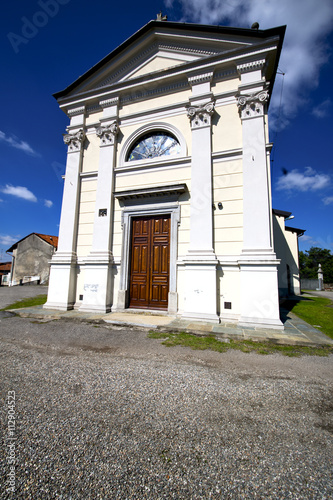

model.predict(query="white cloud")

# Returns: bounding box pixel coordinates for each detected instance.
[276,166,330,192]
[165,0,333,126]
[312,99,332,119]
[0,235,18,246]
[44,199,53,208]
[0,184,37,202]
[323,196,333,205]
[0,130,40,157]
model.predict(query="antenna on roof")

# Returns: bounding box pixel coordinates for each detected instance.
[251,22,260,30]
[156,11,167,21]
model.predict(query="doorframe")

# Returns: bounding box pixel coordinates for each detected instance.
[117,202,180,313]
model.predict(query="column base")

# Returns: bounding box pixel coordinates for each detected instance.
[238,316,284,330]
[239,259,283,330]
[79,261,113,313]
[183,258,218,322]
[44,257,77,311]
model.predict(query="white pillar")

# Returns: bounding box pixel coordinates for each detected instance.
[182,74,219,322]
[45,113,85,310]
[80,98,119,312]
[237,62,283,329]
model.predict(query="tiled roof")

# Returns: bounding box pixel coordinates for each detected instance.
[0,262,11,271]
[7,233,58,252]
[36,234,58,248]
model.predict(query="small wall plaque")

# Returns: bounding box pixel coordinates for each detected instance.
[224,302,232,310]
[99,208,107,217]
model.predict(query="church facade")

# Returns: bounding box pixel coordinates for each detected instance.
[45,19,287,329]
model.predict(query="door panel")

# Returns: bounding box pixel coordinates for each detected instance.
[129,215,170,310]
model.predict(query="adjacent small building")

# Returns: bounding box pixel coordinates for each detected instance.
[272,209,305,296]
[45,18,292,329]
[7,233,58,285]
[0,262,11,286]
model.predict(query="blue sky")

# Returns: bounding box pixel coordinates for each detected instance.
[1,0,332,261]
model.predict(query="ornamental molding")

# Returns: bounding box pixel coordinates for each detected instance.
[159,43,218,56]
[186,101,215,129]
[99,44,158,88]
[68,106,85,116]
[188,72,213,86]
[214,68,238,81]
[96,122,119,146]
[98,42,219,89]
[63,129,85,152]
[99,97,119,108]
[237,59,265,74]
[237,90,269,119]
[121,80,189,104]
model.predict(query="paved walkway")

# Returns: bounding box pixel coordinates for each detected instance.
[10,301,333,347]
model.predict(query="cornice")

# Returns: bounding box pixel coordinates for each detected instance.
[57,42,278,110]
[99,42,219,89]
[237,59,265,74]
[67,106,85,116]
[114,183,187,201]
[188,72,213,86]
[120,79,189,104]
[159,43,218,56]
[99,97,119,108]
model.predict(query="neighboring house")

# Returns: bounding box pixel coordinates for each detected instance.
[7,234,58,285]
[0,262,11,286]
[45,18,288,329]
[272,209,305,296]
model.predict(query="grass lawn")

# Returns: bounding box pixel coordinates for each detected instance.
[147,331,333,357]
[284,295,333,340]
[2,294,47,310]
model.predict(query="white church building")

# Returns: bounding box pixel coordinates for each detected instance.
[45,18,290,329]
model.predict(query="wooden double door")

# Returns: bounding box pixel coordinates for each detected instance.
[129,215,170,310]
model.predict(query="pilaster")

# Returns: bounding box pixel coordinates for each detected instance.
[182,74,218,322]
[80,98,119,312]
[236,64,282,328]
[45,113,86,310]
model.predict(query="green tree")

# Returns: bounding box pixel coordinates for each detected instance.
[299,247,333,283]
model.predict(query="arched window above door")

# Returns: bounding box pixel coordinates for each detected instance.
[127,131,181,162]
[118,122,187,168]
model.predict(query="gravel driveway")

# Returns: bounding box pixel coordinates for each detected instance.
[1,313,332,499]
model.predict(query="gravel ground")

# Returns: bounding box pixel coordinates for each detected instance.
[1,314,332,499]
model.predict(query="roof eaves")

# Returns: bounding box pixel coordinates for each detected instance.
[53,20,286,100]
[272,208,292,218]
[285,226,306,236]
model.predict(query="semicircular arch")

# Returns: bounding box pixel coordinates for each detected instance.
[119,122,187,166]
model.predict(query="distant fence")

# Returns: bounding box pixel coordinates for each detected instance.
[301,279,320,290]
[301,279,332,291]
[1,275,41,286]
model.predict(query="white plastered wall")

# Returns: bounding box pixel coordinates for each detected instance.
[76,179,97,258]
[81,132,100,173]
[212,103,242,153]
[285,230,301,295]
[118,90,192,120]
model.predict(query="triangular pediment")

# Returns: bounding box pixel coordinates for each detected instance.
[54,21,285,100]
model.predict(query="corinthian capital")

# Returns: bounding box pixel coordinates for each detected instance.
[237,90,269,119]
[63,129,85,152]
[96,121,119,146]
[186,101,215,129]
